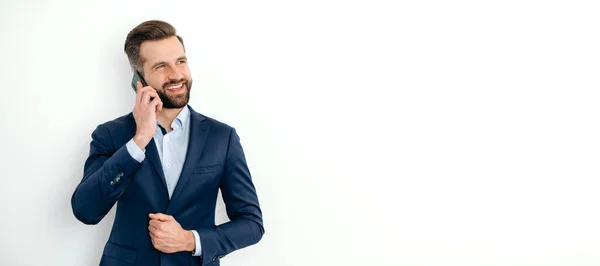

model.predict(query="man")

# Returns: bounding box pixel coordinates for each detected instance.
[71,20,264,266]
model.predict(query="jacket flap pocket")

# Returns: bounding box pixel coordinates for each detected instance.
[103,241,137,264]
[193,164,221,174]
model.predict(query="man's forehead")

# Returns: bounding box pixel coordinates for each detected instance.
[140,36,185,65]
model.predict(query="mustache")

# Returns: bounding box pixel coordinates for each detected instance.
[162,79,188,89]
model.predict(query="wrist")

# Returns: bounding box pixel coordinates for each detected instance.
[184,230,196,253]
[133,134,152,150]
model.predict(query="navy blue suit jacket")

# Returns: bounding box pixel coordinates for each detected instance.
[71,106,264,266]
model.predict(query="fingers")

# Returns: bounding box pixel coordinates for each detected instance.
[148,228,160,249]
[148,223,163,239]
[149,219,161,229]
[138,91,161,111]
[136,85,159,105]
[149,213,173,221]
[136,81,143,103]
[148,218,161,238]
[141,90,150,105]
[150,96,162,111]
[136,85,147,105]
[141,90,155,105]
[147,90,159,101]
[147,216,177,253]
[148,225,158,236]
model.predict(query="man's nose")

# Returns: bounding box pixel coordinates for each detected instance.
[166,67,183,81]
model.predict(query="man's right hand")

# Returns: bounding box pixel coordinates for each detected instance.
[132,81,163,150]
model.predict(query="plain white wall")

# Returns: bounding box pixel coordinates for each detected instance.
[1,0,600,265]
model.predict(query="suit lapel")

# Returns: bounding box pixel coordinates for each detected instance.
[170,107,210,202]
[145,139,168,191]
[126,114,168,192]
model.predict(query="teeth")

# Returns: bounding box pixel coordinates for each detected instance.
[167,83,183,90]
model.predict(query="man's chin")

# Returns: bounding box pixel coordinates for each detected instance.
[162,98,189,109]
[158,88,190,108]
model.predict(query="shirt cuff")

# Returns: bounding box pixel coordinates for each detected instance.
[191,230,202,256]
[125,138,146,163]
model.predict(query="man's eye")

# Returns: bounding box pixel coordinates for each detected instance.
[156,65,164,69]
[177,60,186,64]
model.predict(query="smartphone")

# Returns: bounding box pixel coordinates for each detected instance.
[130,71,148,93]
[130,71,155,103]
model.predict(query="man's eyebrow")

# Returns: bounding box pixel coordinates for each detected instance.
[149,57,187,69]
[150,61,166,69]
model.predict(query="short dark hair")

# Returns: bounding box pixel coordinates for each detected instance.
[124,20,184,74]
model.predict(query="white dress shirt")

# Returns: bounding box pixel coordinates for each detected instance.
[125,106,203,256]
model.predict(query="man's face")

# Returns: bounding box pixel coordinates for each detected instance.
[139,36,192,109]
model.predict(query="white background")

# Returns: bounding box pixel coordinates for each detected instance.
[1,0,599,265]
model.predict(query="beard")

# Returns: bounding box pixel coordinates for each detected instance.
[157,78,192,108]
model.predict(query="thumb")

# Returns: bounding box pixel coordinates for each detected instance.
[137,81,143,91]
[149,213,173,221]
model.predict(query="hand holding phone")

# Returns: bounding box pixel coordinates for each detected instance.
[131,71,155,103]
[131,74,162,150]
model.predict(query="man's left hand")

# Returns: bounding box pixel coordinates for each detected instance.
[148,213,195,253]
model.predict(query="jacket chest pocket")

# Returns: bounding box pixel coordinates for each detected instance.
[191,164,222,189]
[193,164,221,175]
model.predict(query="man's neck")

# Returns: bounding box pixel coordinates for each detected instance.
[156,106,184,132]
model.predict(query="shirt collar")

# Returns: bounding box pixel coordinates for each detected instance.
[157,105,191,130]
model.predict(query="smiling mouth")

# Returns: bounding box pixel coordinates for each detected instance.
[165,83,184,90]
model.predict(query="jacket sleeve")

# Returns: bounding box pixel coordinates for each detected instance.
[71,124,143,225]
[197,128,264,265]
